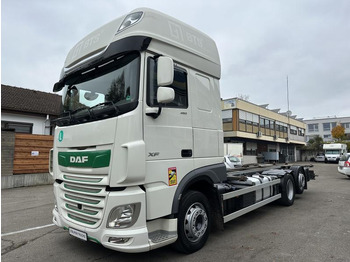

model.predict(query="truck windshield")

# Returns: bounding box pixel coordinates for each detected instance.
[325,150,340,155]
[56,52,140,126]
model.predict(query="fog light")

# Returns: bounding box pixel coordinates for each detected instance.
[108,237,132,244]
[107,203,140,229]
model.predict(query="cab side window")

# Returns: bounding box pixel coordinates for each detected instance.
[147,57,188,108]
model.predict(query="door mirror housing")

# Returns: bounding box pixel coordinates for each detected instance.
[157,87,175,104]
[157,57,174,86]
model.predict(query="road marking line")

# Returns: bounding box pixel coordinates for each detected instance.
[1,224,56,237]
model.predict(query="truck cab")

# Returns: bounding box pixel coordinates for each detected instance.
[323,143,347,163]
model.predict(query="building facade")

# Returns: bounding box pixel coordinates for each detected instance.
[222,98,306,163]
[304,116,350,142]
[1,85,62,135]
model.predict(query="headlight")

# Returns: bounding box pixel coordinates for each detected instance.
[117,12,143,33]
[107,203,141,229]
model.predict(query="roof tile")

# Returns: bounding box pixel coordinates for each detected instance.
[1,85,62,116]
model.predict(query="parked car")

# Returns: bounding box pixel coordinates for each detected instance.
[314,153,325,162]
[338,153,350,178]
[224,155,242,169]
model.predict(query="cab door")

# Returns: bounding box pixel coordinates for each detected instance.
[143,54,193,182]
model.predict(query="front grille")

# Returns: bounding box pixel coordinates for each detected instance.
[62,173,108,184]
[59,181,107,228]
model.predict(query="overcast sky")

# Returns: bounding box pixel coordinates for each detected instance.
[2,0,350,119]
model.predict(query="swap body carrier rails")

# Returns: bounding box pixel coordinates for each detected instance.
[51,8,315,254]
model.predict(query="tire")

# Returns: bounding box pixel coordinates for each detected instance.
[296,169,306,194]
[173,190,211,254]
[278,174,295,206]
[291,166,306,194]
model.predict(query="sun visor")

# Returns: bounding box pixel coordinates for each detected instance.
[64,17,123,69]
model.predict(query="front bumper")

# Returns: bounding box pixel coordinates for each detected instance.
[52,185,151,253]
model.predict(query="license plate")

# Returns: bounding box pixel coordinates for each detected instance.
[69,228,87,241]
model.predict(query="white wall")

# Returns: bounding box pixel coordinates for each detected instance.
[242,155,257,164]
[2,112,51,135]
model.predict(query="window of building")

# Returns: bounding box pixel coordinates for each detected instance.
[323,123,330,131]
[1,121,33,134]
[290,125,297,135]
[324,134,331,139]
[222,110,233,131]
[238,110,259,133]
[341,123,350,129]
[298,128,305,136]
[323,122,337,131]
[265,119,270,129]
[222,110,232,123]
[308,123,319,132]
[245,142,257,155]
[260,117,265,127]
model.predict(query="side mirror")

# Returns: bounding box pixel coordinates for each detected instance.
[53,81,64,92]
[146,87,175,119]
[157,57,174,86]
[157,87,175,104]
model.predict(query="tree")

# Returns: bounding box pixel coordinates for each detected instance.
[106,72,125,103]
[237,94,250,101]
[307,135,323,153]
[331,125,346,141]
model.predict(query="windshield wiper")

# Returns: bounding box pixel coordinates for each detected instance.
[89,101,120,116]
[54,107,90,125]
[54,102,120,126]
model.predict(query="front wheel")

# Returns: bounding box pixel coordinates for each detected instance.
[173,190,211,254]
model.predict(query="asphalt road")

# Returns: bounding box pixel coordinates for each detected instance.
[2,163,350,262]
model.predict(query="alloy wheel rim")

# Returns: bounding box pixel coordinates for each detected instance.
[184,202,208,243]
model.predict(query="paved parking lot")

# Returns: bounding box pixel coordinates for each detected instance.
[2,163,350,262]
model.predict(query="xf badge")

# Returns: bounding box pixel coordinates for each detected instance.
[148,152,160,157]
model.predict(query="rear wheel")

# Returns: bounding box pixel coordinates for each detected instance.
[291,166,306,194]
[173,190,211,254]
[278,174,295,206]
[296,170,306,194]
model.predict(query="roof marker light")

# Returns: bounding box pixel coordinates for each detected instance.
[117,12,143,33]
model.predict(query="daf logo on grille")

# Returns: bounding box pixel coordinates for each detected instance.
[70,156,88,163]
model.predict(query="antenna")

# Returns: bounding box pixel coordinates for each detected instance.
[287,76,290,113]
[286,76,290,163]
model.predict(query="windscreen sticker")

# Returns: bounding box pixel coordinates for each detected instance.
[168,167,177,186]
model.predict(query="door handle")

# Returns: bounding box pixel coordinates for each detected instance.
[181,149,192,158]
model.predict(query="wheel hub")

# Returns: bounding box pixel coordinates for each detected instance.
[184,202,208,242]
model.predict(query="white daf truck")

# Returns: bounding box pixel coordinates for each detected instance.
[51,8,315,254]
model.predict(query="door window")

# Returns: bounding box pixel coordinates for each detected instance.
[147,57,188,108]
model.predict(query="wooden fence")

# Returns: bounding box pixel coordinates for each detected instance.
[13,134,53,174]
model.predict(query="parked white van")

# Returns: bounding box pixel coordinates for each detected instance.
[323,143,347,163]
